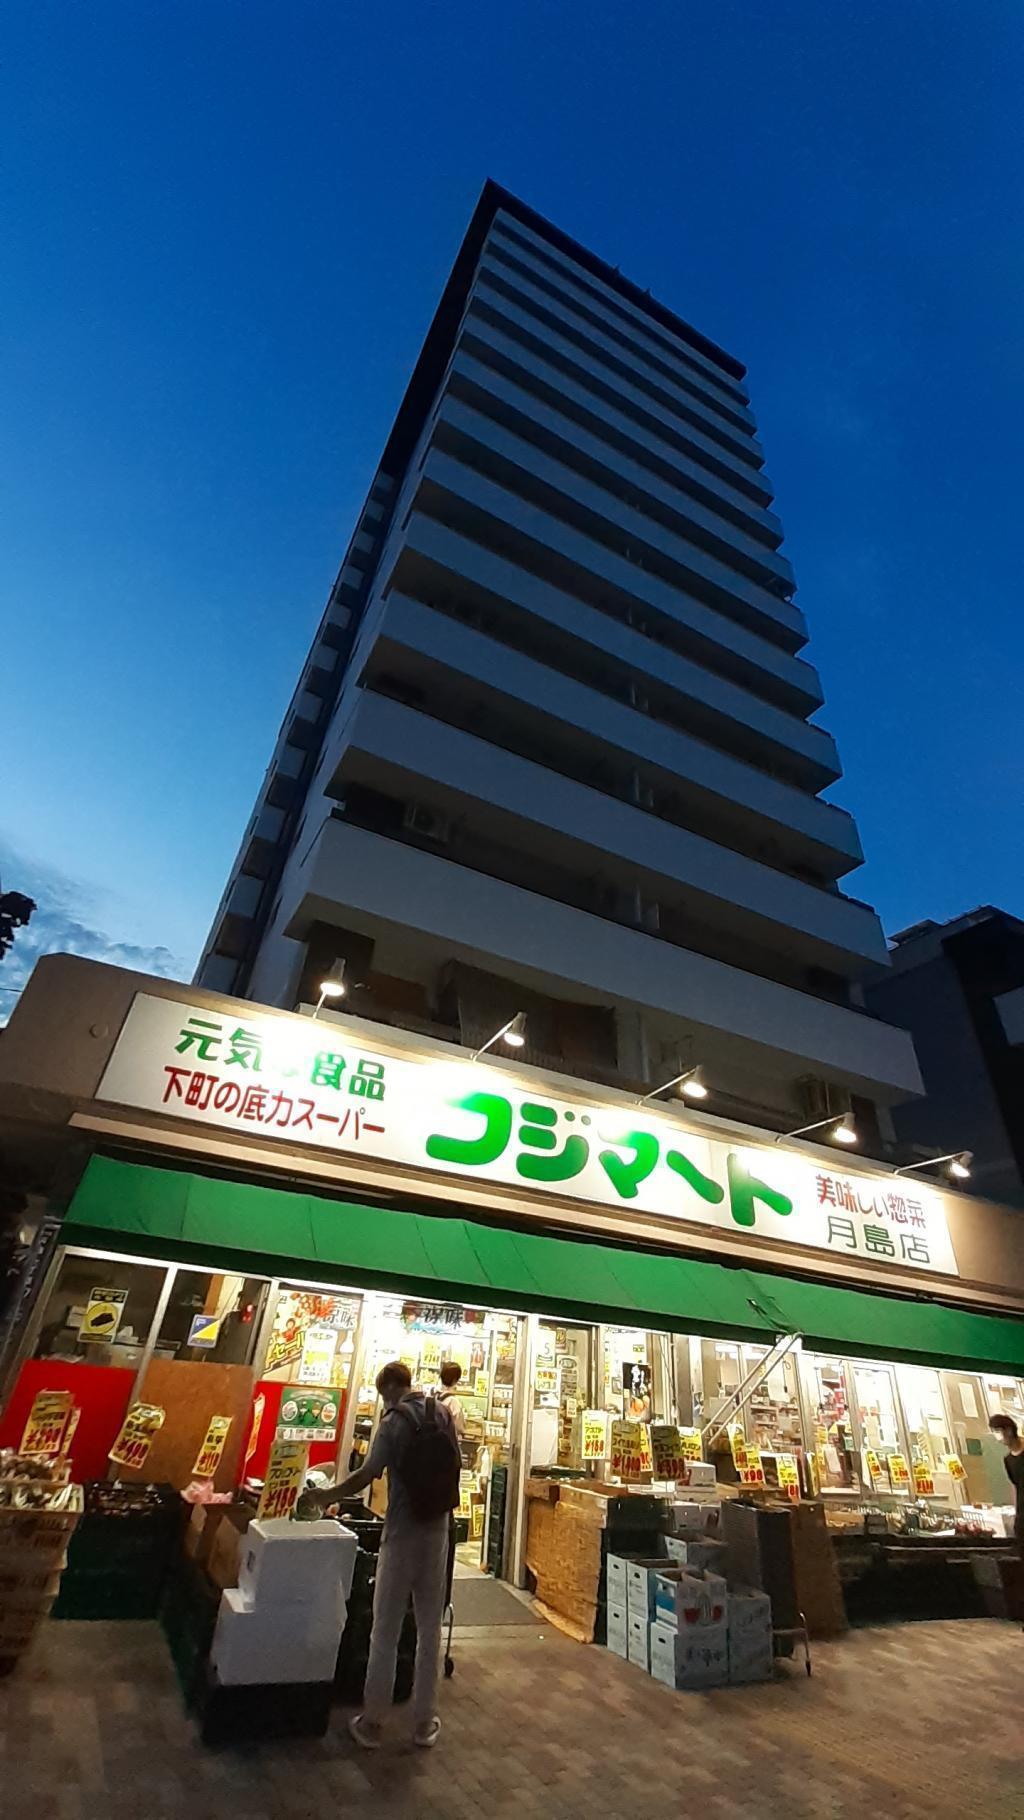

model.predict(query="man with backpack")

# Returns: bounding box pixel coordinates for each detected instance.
[309,1360,460,1751]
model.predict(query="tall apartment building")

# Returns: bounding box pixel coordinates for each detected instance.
[197,182,921,1135]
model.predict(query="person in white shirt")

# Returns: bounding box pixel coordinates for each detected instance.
[437,1361,466,1438]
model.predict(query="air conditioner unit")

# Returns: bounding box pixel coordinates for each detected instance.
[402,802,451,844]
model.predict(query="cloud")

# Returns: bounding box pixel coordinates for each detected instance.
[0,840,187,1022]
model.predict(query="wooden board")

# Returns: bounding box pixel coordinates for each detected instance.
[119,1359,255,1491]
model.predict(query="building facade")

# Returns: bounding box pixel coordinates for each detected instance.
[1,957,1022,1591]
[197,181,920,1138]
[864,907,1024,1207]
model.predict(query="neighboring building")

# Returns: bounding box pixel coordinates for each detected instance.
[197,181,920,1137]
[864,907,1024,1206]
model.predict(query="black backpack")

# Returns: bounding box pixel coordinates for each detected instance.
[392,1397,462,1522]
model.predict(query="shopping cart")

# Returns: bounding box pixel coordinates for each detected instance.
[442,1514,456,1679]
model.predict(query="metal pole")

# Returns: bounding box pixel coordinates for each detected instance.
[701,1333,803,1452]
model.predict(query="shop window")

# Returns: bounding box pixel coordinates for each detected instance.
[944,1369,1006,1505]
[896,1365,955,1500]
[531,1320,590,1471]
[263,1286,361,1388]
[599,1325,677,1422]
[981,1375,1024,1425]
[803,1354,860,1493]
[152,1270,269,1365]
[852,1363,905,1486]
[32,1254,167,1367]
[741,1343,803,1460]
[359,1297,521,1568]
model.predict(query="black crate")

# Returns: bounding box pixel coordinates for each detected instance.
[198,1669,334,1746]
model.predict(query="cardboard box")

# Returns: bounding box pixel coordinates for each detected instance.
[626,1611,649,1668]
[679,1462,717,1491]
[664,1535,727,1574]
[649,1617,728,1690]
[206,1508,250,1592]
[626,1557,672,1621]
[238,1518,356,1606]
[606,1598,629,1659]
[728,1630,774,1684]
[673,1499,722,1530]
[653,1568,728,1630]
[727,1587,772,1638]
[210,1584,346,1686]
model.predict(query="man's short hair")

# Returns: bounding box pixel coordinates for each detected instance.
[376,1360,413,1397]
[990,1412,1019,1441]
[439,1361,462,1388]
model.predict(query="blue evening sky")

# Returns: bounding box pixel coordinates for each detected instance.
[4,0,1023,999]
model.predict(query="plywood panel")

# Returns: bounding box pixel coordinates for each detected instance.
[124,1359,255,1490]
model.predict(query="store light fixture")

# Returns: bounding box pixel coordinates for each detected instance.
[893,1150,973,1182]
[472,1012,527,1061]
[312,960,348,1018]
[640,1065,708,1105]
[775,1113,858,1147]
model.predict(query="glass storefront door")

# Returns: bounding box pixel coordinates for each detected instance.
[530,1319,592,1472]
[801,1353,861,1494]
[945,1368,1007,1504]
[895,1365,958,1503]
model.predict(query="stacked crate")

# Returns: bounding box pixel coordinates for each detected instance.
[0,1457,83,1676]
[53,1481,181,1619]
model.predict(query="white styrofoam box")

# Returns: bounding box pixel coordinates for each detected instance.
[728,1630,774,1685]
[727,1588,772,1639]
[627,1611,649,1669]
[211,1583,346,1686]
[606,1599,629,1660]
[679,1462,716,1490]
[626,1557,669,1621]
[238,1518,356,1606]
[664,1535,727,1574]
[653,1568,728,1630]
[649,1618,728,1690]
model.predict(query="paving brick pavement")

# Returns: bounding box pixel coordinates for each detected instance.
[1,1616,1022,1819]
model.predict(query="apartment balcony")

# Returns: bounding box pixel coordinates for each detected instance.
[388,516,840,791]
[458,311,784,551]
[279,817,922,1102]
[326,686,883,975]
[439,356,795,595]
[490,209,753,414]
[474,253,764,470]
[463,287,773,508]
[407,453,819,708]
[356,593,858,878]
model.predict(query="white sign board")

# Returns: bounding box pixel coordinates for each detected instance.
[97,994,959,1277]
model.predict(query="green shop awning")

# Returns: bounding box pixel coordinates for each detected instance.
[64,1156,1024,1375]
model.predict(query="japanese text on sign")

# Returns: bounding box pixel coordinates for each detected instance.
[193,1416,233,1480]
[610,1419,652,1481]
[109,1403,165,1471]
[20,1390,74,1459]
[258,1442,309,1520]
[98,994,960,1276]
[650,1424,688,1481]
[581,1410,608,1461]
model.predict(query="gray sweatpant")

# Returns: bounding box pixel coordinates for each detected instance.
[362,1518,449,1726]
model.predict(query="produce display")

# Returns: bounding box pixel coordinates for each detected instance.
[0,1451,83,1673]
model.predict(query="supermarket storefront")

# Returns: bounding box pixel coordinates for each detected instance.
[3,957,1024,1601]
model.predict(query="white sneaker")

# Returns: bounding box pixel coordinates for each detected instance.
[413,1716,441,1749]
[348,1713,383,1751]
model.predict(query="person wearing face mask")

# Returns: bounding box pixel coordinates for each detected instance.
[989,1412,1024,1547]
